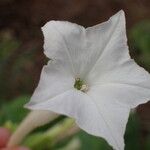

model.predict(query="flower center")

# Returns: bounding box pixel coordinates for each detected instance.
[74,78,88,92]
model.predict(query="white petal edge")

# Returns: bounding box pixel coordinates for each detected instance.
[87,87,131,150]
[25,60,74,105]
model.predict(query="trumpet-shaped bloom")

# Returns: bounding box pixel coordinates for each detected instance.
[25,10,150,150]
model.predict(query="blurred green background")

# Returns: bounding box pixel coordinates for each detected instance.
[0,0,150,149]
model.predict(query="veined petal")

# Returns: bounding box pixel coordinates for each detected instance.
[89,81,150,109]
[88,87,131,150]
[42,21,87,78]
[25,88,122,150]
[42,10,128,79]
[85,10,150,107]
[25,60,74,106]
[85,10,129,81]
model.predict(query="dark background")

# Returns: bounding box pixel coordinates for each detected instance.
[0,0,150,149]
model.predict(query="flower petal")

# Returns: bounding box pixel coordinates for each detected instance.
[42,21,87,78]
[85,10,150,107]
[88,87,131,150]
[92,59,150,108]
[25,60,74,106]
[25,88,122,150]
[86,11,150,107]
[42,10,128,79]
[85,10,129,81]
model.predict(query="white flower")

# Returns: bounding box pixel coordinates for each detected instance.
[25,10,150,150]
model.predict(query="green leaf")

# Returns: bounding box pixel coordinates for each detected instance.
[78,131,112,150]
[129,21,150,70]
[125,113,141,150]
[130,20,150,54]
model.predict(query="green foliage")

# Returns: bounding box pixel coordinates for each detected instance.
[129,20,150,70]
[78,131,112,150]
[145,136,150,150]
[125,113,141,150]
[24,118,75,150]
[24,132,53,150]
[56,138,81,150]
[130,21,150,54]
[0,35,20,62]
[0,96,29,125]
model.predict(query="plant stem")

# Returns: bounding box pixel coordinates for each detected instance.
[7,110,59,147]
[23,118,79,149]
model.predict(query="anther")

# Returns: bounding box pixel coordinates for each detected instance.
[80,84,89,92]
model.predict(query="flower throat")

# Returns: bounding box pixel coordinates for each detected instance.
[74,78,88,92]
